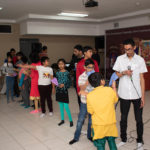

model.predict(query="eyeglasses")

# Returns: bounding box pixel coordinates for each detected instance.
[124,48,133,51]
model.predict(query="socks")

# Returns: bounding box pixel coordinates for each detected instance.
[58,120,65,126]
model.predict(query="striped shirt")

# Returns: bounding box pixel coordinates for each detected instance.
[78,72,94,104]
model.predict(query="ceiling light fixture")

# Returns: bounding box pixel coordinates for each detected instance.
[0,7,3,10]
[58,12,88,17]
[136,2,140,6]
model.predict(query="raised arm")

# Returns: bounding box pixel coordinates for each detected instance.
[112,80,118,103]
[18,64,36,70]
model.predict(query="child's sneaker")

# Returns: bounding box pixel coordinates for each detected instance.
[40,113,46,118]
[24,106,30,109]
[49,112,53,116]
[58,120,65,126]
[117,141,126,148]
[30,110,39,114]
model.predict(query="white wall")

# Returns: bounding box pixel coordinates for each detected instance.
[20,21,100,36]
[98,16,150,35]
[20,16,150,36]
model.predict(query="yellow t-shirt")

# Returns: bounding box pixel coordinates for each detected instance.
[87,86,118,140]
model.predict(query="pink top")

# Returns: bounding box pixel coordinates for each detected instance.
[30,62,41,84]
[29,62,41,98]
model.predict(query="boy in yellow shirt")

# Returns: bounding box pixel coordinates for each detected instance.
[87,72,118,150]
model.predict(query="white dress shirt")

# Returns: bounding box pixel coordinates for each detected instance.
[113,53,147,100]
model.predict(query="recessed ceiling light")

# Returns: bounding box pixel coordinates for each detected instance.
[0,7,3,10]
[136,2,140,6]
[58,12,88,17]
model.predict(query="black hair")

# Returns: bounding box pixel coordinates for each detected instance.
[42,46,47,51]
[21,56,28,64]
[7,54,12,59]
[31,43,42,54]
[6,52,11,57]
[88,72,103,88]
[57,58,66,65]
[10,48,16,52]
[29,52,40,63]
[74,44,83,52]
[82,46,93,53]
[7,54,13,67]
[123,39,135,47]
[85,59,94,67]
[41,56,49,65]
[16,52,24,57]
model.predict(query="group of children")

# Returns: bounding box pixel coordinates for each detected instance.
[69,58,118,150]
[1,46,119,150]
[17,54,74,128]
[1,49,74,127]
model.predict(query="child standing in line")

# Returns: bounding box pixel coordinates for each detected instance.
[19,56,54,118]
[2,55,15,103]
[69,59,95,145]
[87,72,118,150]
[56,59,73,127]
[29,52,41,114]
[18,56,30,108]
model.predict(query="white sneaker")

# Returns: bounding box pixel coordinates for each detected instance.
[117,142,127,148]
[49,112,53,116]
[40,113,46,118]
[137,143,143,150]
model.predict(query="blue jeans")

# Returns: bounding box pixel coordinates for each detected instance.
[74,102,92,141]
[6,76,15,102]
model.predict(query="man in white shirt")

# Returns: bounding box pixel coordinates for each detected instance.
[113,39,147,150]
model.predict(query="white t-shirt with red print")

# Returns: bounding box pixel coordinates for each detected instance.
[36,66,53,85]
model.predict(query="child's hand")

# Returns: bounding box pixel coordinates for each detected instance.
[24,70,30,76]
[79,91,88,96]
[17,64,22,68]
[59,84,64,88]
[79,80,89,91]
[8,73,14,77]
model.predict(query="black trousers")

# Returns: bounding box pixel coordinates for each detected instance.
[14,76,20,96]
[38,84,53,113]
[120,98,143,143]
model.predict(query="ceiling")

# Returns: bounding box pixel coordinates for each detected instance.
[0,0,150,22]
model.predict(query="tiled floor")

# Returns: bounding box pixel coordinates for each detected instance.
[0,88,150,150]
